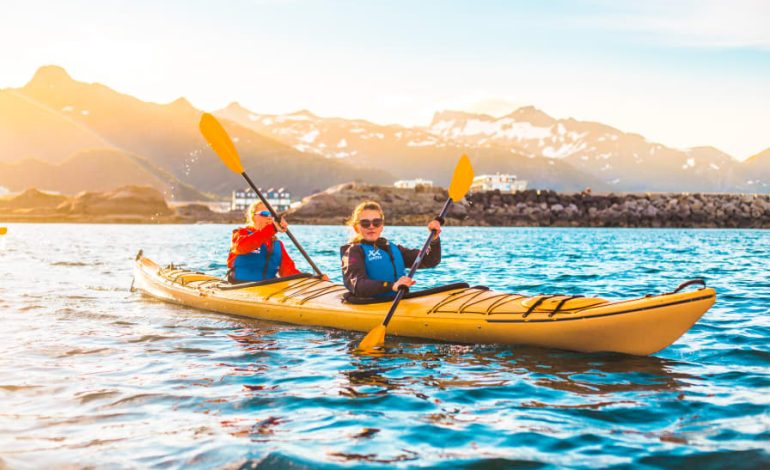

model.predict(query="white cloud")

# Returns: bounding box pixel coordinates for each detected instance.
[586,0,770,48]
[430,91,528,118]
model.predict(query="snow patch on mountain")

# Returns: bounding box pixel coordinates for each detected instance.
[300,130,319,143]
[407,139,438,147]
[431,117,551,141]
[543,142,587,158]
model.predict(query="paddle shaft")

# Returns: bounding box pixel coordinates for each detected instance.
[379,198,453,328]
[241,172,324,277]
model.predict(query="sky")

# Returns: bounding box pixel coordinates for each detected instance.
[1,0,768,159]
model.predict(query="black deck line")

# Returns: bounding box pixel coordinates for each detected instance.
[485,293,715,323]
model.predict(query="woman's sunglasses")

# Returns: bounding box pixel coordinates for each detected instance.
[358,218,383,229]
[254,210,271,217]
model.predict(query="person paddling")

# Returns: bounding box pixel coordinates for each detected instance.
[227,202,300,283]
[340,201,442,298]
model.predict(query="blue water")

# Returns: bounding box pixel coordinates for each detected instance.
[1,224,769,468]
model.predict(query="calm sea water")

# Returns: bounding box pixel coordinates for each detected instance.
[1,224,768,469]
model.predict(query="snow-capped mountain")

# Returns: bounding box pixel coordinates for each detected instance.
[427,108,737,192]
[0,66,391,198]
[216,103,604,192]
[217,103,449,160]
[218,103,766,193]
[738,147,770,192]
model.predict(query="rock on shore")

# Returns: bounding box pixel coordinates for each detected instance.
[1,186,183,223]
[58,186,174,216]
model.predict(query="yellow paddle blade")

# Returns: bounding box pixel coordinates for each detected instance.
[199,113,244,174]
[358,324,386,351]
[448,154,474,202]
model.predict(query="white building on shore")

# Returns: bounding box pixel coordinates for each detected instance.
[470,173,527,193]
[231,187,292,212]
[394,178,433,189]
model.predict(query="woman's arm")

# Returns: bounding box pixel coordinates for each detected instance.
[231,225,277,254]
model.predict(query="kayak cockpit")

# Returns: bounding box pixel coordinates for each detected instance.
[342,282,473,304]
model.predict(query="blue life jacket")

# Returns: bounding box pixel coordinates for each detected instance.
[232,238,282,282]
[360,241,406,298]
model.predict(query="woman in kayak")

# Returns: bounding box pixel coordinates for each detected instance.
[341,201,441,298]
[227,202,300,283]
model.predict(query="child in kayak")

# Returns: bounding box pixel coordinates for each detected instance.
[340,201,442,298]
[227,202,300,282]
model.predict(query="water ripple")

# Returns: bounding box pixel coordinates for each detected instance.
[1,224,768,468]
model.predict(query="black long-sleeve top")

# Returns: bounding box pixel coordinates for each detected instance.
[340,237,441,298]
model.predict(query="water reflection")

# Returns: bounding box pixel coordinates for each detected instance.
[341,342,691,400]
[327,448,419,464]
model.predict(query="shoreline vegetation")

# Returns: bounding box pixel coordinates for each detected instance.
[1,183,769,228]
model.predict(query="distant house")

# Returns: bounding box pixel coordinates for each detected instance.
[470,174,527,193]
[231,187,292,212]
[394,178,434,189]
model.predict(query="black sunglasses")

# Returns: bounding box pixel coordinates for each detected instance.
[358,218,383,229]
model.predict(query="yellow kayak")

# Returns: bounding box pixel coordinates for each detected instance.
[132,253,716,356]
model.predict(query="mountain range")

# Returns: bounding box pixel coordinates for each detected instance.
[1,65,768,199]
[218,105,770,194]
[0,66,389,199]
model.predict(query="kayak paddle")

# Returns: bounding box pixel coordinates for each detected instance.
[358,155,475,351]
[198,112,325,278]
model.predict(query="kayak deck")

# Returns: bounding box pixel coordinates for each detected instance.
[133,254,716,356]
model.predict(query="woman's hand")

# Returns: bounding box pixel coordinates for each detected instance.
[392,276,416,292]
[274,216,288,233]
[427,219,442,240]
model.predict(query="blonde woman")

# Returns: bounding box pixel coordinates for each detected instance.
[340,201,441,298]
[227,202,300,282]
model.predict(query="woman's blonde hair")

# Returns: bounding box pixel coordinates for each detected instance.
[346,200,384,243]
[245,201,267,225]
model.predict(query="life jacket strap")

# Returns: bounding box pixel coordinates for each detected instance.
[262,239,276,280]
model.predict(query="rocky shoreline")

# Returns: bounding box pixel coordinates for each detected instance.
[288,183,770,229]
[2,184,769,228]
[0,186,241,224]
[460,188,770,228]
